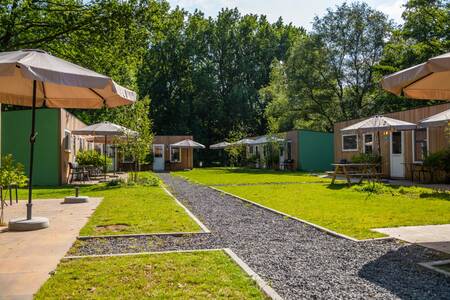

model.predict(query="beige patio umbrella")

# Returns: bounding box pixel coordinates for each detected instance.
[381,52,450,100]
[0,49,136,230]
[170,139,205,169]
[209,141,231,149]
[72,122,138,178]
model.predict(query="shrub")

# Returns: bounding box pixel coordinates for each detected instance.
[76,150,112,168]
[423,147,450,172]
[351,153,382,164]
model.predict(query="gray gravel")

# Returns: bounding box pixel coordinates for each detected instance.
[74,173,450,299]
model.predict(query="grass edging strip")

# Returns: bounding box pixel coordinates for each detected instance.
[160,183,211,233]
[77,231,210,240]
[209,186,393,243]
[418,259,450,278]
[223,248,283,300]
[64,248,283,300]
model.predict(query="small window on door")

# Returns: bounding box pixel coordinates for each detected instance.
[154,146,163,158]
[170,147,181,162]
[413,129,428,162]
[64,130,72,151]
[392,132,402,154]
[342,134,358,151]
[363,134,373,154]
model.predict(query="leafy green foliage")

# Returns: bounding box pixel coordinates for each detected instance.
[423,147,450,173]
[351,153,382,164]
[76,150,112,168]
[0,154,28,188]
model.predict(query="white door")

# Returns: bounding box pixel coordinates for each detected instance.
[153,144,165,171]
[390,131,405,178]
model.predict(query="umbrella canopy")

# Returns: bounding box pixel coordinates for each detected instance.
[0,49,136,107]
[341,115,417,133]
[72,121,137,137]
[170,139,205,149]
[381,52,450,100]
[0,49,136,224]
[232,138,254,145]
[210,141,231,149]
[418,109,450,127]
[248,135,285,145]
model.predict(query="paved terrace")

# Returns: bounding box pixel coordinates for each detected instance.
[74,174,450,300]
[0,198,101,299]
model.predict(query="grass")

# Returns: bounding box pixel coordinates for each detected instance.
[437,263,450,273]
[35,251,267,300]
[173,167,330,185]
[217,182,450,239]
[16,173,200,236]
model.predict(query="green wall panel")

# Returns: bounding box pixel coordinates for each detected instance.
[2,109,60,185]
[298,130,334,172]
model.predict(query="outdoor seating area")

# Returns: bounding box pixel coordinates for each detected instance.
[1,2,450,299]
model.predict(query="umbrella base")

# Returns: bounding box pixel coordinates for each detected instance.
[8,217,49,231]
[63,196,89,204]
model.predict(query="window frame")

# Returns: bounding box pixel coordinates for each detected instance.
[342,134,358,152]
[64,130,72,152]
[412,128,429,163]
[170,146,182,163]
[363,133,374,154]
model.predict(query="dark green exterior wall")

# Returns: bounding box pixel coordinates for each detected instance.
[297,130,334,171]
[2,109,60,185]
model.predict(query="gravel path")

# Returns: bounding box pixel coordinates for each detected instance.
[74,174,450,299]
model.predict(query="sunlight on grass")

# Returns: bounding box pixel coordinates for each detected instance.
[219,183,450,239]
[16,173,200,235]
[35,251,267,300]
[173,167,330,185]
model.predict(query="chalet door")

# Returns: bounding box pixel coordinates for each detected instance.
[153,144,165,171]
[390,131,405,178]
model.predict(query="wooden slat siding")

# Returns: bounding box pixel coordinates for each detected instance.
[334,103,450,179]
[59,109,88,184]
[153,135,194,170]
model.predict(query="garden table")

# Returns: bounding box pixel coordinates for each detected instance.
[330,163,381,186]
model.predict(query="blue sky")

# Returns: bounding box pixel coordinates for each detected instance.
[167,0,406,29]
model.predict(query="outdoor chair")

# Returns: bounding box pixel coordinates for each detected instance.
[68,162,90,183]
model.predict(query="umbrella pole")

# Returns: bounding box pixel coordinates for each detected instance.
[27,80,37,220]
[104,135,107,180]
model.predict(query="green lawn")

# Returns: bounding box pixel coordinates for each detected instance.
[173,167,330,185]
[218,183,450,239]
[35,251,266,300]
[437,263,450,273]
[16,174,201,236]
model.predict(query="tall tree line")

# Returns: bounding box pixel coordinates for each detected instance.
[263,0,450,133]
[138,8,303,148]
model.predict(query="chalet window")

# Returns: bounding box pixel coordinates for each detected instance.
[287,142,292,160]
[64,130,72,151]
[363,134,373,154]
[342,134,358,151]
[170,147,181,163]
[249,146,253,154]
[413,129,428,162]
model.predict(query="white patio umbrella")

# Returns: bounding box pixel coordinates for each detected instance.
[248,135,285,145]
[341,115,416,155]
[72,122,138,178]
[0,49,136,230]
[232,138,254,145]
[418,109,450,127]
[209,141,231,149]
[381,52,450,100]
[170,139,205,169]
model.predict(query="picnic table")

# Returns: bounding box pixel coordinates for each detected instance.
[330,163,381,186]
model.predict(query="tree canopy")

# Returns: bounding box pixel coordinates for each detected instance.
[0,0,448,163]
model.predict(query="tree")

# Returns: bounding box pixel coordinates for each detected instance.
[113,97,153,176]
[264,2,393,132]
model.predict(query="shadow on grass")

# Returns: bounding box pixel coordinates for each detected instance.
[358,245,450,299]
[420,191,450,201]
